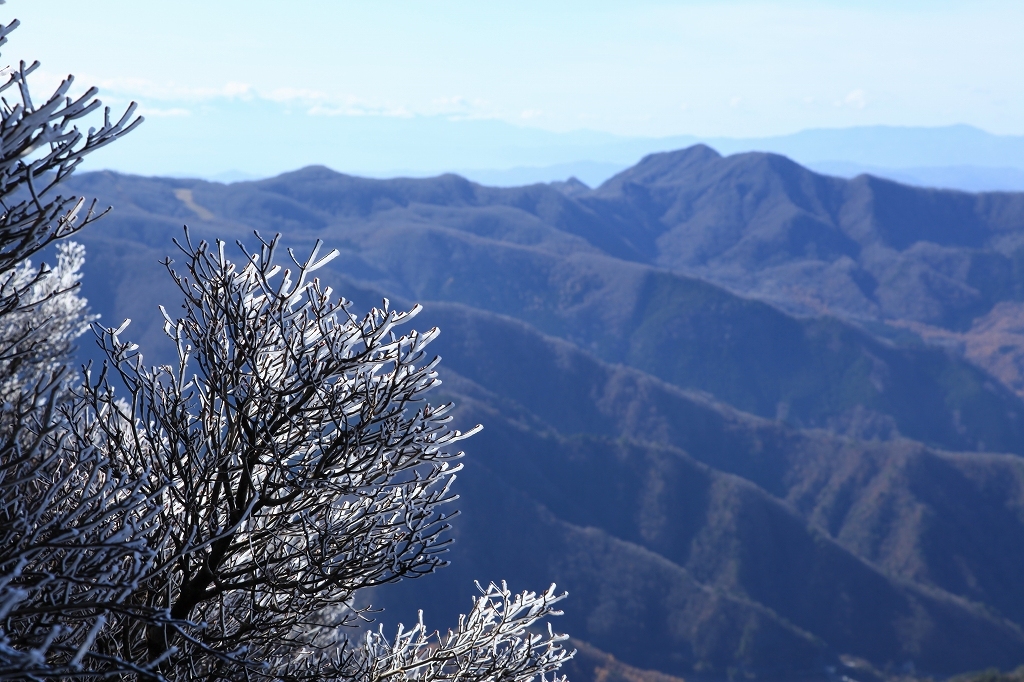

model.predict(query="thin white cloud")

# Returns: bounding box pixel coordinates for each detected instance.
[9,1,1024,138]
[264,87,330,103]
[838,89,867,109]
[306,97,414,118]
[138,106,190,117]
[41,71,256,102]
[62,72,504,122]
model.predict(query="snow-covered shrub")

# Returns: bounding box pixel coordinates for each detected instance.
[0,9,160,679]
[0,241,95,396]
[79,232,571,680]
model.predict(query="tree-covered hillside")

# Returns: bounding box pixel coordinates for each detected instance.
[61,150,1024,680]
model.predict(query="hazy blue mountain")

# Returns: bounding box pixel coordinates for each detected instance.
[83,100,667,179]
[704,124,1024,170]
[390,161,1024,194]
[808,162,1024,194]
[59,148,1024,680]
[450,162,624,188]
[81,94,1023,190]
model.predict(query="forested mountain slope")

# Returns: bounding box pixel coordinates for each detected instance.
[68,168,1024,453]
[588,145,1024,325]
[62,149,1024,680]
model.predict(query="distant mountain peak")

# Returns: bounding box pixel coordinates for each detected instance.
[269,164,348,183]
[638,143,723,169]
[594,144,830,199]
[597,144,724,191]
[550,176,592,197]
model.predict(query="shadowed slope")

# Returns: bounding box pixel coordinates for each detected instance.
[58,155,1024,680]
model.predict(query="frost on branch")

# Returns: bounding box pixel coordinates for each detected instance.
[0,410,167,679]
[0,245,168,678]
[0,244,165,681]
[0,16,141,285]
[352,582,572,682]
[0,9,152,677]
[81,231,504,677]
[0,241,95,396]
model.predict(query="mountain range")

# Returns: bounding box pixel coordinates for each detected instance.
[85,101,1024,194]
[62,146,1024,681]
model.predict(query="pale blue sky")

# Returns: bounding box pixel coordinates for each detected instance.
[5,1,1023,177]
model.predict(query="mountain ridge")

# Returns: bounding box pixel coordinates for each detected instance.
[59,147,1024,680]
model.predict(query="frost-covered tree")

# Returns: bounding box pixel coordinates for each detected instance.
[0,4,570,678]
[0,241,94,394]
[0,0,142,383]
[80,232,572,680]
[0,8,171,679]
[0,392,168,679]
[0,21,140,314]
